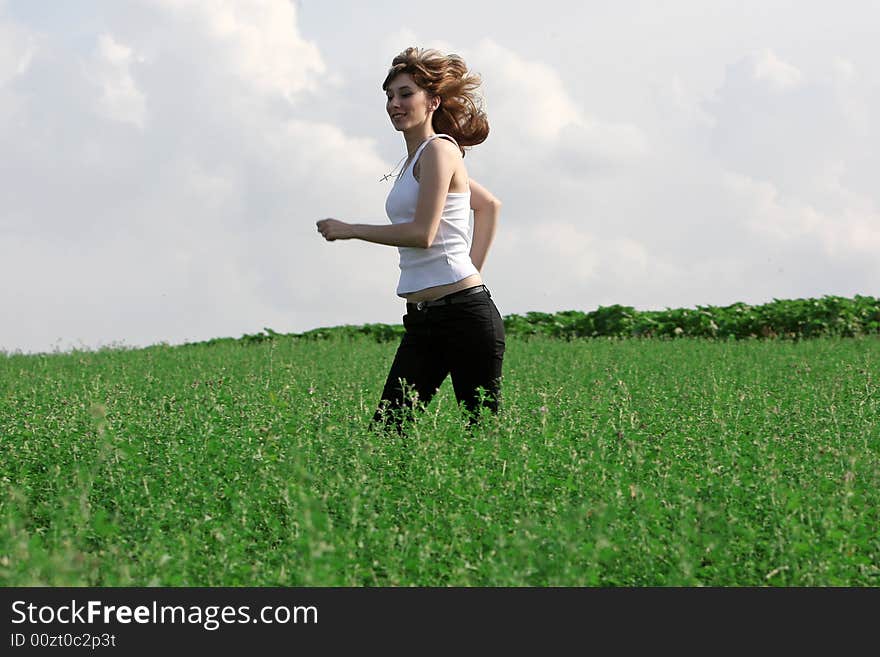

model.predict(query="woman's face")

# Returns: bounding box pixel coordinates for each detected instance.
[385,73,436,131]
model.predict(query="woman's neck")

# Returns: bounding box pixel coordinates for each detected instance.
[404,128,436,158]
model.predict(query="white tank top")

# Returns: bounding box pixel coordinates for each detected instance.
[384,134,478,297]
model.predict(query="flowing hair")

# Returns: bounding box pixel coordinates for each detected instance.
[382,47,489,157]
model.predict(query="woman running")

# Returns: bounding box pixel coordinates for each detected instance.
[317,46,505,434]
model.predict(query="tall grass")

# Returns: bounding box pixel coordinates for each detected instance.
[1,335,878,585]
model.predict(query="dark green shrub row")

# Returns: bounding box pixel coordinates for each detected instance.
[502,295,880,340]
[504,295,880,339]
[232,323,405,346]
[182,294,879,349]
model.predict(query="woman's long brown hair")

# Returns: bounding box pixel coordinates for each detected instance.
[382,47,489,157]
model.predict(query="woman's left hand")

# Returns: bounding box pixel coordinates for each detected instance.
[316,218,355,241]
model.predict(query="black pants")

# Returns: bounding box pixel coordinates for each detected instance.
[370,286,506,434]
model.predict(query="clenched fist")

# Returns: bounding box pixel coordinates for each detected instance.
[316,218,355,241]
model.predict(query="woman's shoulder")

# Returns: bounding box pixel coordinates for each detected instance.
[423,135,464,160]
[413,135,467,183]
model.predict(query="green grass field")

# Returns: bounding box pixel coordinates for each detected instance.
[1,335,878,585]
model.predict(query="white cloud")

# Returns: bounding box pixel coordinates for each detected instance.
[491,220,659,312]
[89,34,146,128]
[472,38,579,142]
[0,17,35,85]
[752,49,803,91]
[470,38,648,170]
[831,55,855,82]
[724,171,880,258]
[651,74,716,129]
[154,0,327,102]
[382,29,455,61]
[0,10,36,133]
[705,48,877,206]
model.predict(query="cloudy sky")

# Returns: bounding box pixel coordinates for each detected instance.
[2,0,878,355]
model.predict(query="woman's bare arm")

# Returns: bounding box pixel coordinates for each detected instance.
[468,178,501,272]
[347,221,428,248]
